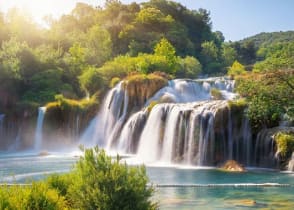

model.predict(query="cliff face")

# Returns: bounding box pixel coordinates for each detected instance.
[122,73,168,113]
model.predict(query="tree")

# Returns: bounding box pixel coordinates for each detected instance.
[154,38,177,74]
[201,41,223,74]
[85,25,112,66]
[227,60,246,76]
[222,44,237,66]
[177,56,202,78]
[236,70,294,130]
[0,37,30,80]
[79,66,106,96]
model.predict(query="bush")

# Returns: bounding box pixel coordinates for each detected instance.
[0,147,156,210]
[275,132,294,158]
[0,184,67,210]
[227,61,246,77]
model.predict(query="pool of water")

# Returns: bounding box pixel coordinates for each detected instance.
[1,152,294,209]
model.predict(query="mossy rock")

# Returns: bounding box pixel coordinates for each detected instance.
[123,73,168,110]
[210,88,223,100]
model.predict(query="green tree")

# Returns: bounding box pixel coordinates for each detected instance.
[222,44,237,66]
[85,25,112,66]
[177,56,202,78]
[154,37,177,73]
[228,60,246,76]
[79,66,106,96]
[236,70,294,130]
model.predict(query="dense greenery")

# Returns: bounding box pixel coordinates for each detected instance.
[275,132,294,158]
[0,147,156,210]
[0,0,240,113]
[239,31,294,49]
[236,70,294,131]
[1,0,292,116]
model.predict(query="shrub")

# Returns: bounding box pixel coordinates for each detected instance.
[67,147,156,210]
[275,132,294,158]
[0,184,67,210]
[227,61,246,77]
[0,147,156,210]
[210,88,223,100]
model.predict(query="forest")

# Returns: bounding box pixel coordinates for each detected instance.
[0,0,293,139]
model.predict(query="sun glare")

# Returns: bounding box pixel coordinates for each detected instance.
[1,0,80,26]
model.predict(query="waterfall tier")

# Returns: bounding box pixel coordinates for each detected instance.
[34,107,47,151]
[80,77,258,167]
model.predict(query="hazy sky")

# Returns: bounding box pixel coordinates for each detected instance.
[1,0,294,41]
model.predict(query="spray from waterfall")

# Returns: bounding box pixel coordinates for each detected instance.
[34,107,47,151]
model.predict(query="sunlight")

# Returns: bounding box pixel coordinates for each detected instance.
[1,0,84,25]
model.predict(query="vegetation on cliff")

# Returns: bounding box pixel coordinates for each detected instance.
[236,70,294,131]
[275,132,294,159]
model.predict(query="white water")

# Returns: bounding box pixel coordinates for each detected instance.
[79,77,261,167]
[34,107,47,151]
[79,82,129,148]
[145,78,236,106]
[288,152,294,171]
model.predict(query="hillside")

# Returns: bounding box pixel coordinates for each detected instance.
[238,31,294,48]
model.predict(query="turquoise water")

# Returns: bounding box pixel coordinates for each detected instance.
[1,153,294,209]
[147,167,294,209]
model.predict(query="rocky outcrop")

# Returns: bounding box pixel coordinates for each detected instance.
[220,160,246,172]
[122,73,168,112]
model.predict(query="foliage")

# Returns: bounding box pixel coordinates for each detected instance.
[0,147,156,209]
[0,184,67,210]
[79,66,106,96]
[200,41,224,74]
[67,147,156,209]
[22,69,74,104]
[110,77,121,88]
[46,94,98,113]
[239,31,294,49]
[176,56,202,78]
[84,24,112,66]
[253,41,294,72]
[227,61,246,77]
[275,132,294,158]
[236,70,294,131]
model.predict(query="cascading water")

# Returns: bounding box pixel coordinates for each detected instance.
[79,82,129,148]
[34,107,47,150]
[80,77,257,167]
[288,152,294,171]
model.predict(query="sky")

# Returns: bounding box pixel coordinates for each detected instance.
[1,0,294,41]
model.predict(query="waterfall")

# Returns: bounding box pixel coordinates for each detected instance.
[34,107,47,150]
[145,78,236,106]
[288,152,294,171]
[80,77,257,167]
[79,82,128,148]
